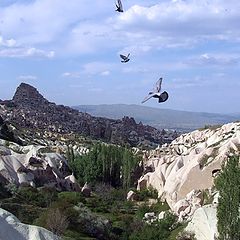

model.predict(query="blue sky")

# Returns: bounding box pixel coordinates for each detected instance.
[0,0,240,113]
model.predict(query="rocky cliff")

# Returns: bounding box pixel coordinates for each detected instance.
[0,83,176,147]
[137,122,240,219]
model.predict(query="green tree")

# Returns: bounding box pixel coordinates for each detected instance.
[70,144,140,188]
[215,156,240,240]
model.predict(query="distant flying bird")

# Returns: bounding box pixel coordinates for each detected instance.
[142,78,169,104]
[120,53,130,63]
[116,0,124,12]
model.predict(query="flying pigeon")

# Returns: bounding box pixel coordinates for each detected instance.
[116,0,124,12]
[142,78,169,104]
[120,53,130,63]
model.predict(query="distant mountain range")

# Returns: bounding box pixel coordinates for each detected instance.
[73,104,239,131]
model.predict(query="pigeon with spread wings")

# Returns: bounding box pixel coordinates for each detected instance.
[116,0,124,12]
[142,78,169,104]
[120,53,130,63]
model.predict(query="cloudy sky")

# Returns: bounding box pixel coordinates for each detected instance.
[0,0,239,113]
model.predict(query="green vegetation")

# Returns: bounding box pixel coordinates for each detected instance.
[215,156,240,240]
[0,181,185,240]
[202,189,214,205]
[129,212,178,240]
[0,142,189,239]
[134,186,158,201]
[69,144,140,188]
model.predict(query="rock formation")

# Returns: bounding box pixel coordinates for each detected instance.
[0,208,59,240]
[0,115,22,145]
[0,83,176,147]
[137,122,240,219]
[13,83,49,106]
[0,140,79,191]
[186,205,218,240]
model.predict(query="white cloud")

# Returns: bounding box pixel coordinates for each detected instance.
[187,53,240,66]
[82,62,116,75]
[0,0,108,43]
[0,35,16,47]
[0,0,240,60]
[111,0,240,52]
[62,68,110,79]
[62,72,81,78]
[17,75,37,81]
[0,46,54,58]
[100,71,110,76]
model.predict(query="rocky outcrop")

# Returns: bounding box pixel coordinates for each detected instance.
[81,182,91,197]
[13,83,49,107]
[0,116,22,145]
[0,83,176,147]
[0,208,59,240]
[0,141,79,191]
[127,190,137,201]
[185,205,218,240]
[137,122,240,217]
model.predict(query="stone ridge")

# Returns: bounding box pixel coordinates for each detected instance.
[12,82,49,106]
[0,83,177,147]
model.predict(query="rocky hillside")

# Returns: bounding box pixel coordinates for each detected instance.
[0,83,177,147]
[137,122,240,220]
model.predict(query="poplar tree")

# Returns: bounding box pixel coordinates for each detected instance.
[70,144,139,188]
[215,156,240,240]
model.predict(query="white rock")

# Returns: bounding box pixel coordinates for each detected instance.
[174,199,189,214]
[0,208,59,240]
[127,190,137,201]
[186,205,218,240]
[137,122,240,215]
[158,211,165,220]
[144,212,156,221]
[81,182,91,197]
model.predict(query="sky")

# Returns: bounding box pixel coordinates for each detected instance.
[0,0,240,113]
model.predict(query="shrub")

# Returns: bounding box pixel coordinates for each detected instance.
[46,208,69,236]
[58,191,85,205]
[136,187,158,201]
[176,230,196,240]
[15,186,57,207]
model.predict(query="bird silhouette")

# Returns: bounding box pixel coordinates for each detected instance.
[142,78,169,103]
[120,53,130,63]
[116,0,124,12]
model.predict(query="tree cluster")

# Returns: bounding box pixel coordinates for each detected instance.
[69,144,141,188]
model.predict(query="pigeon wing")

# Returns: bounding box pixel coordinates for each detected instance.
[118,0,123,11]
[141,93,154,104]
[154,78,162,93]
[120,54,127,60]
